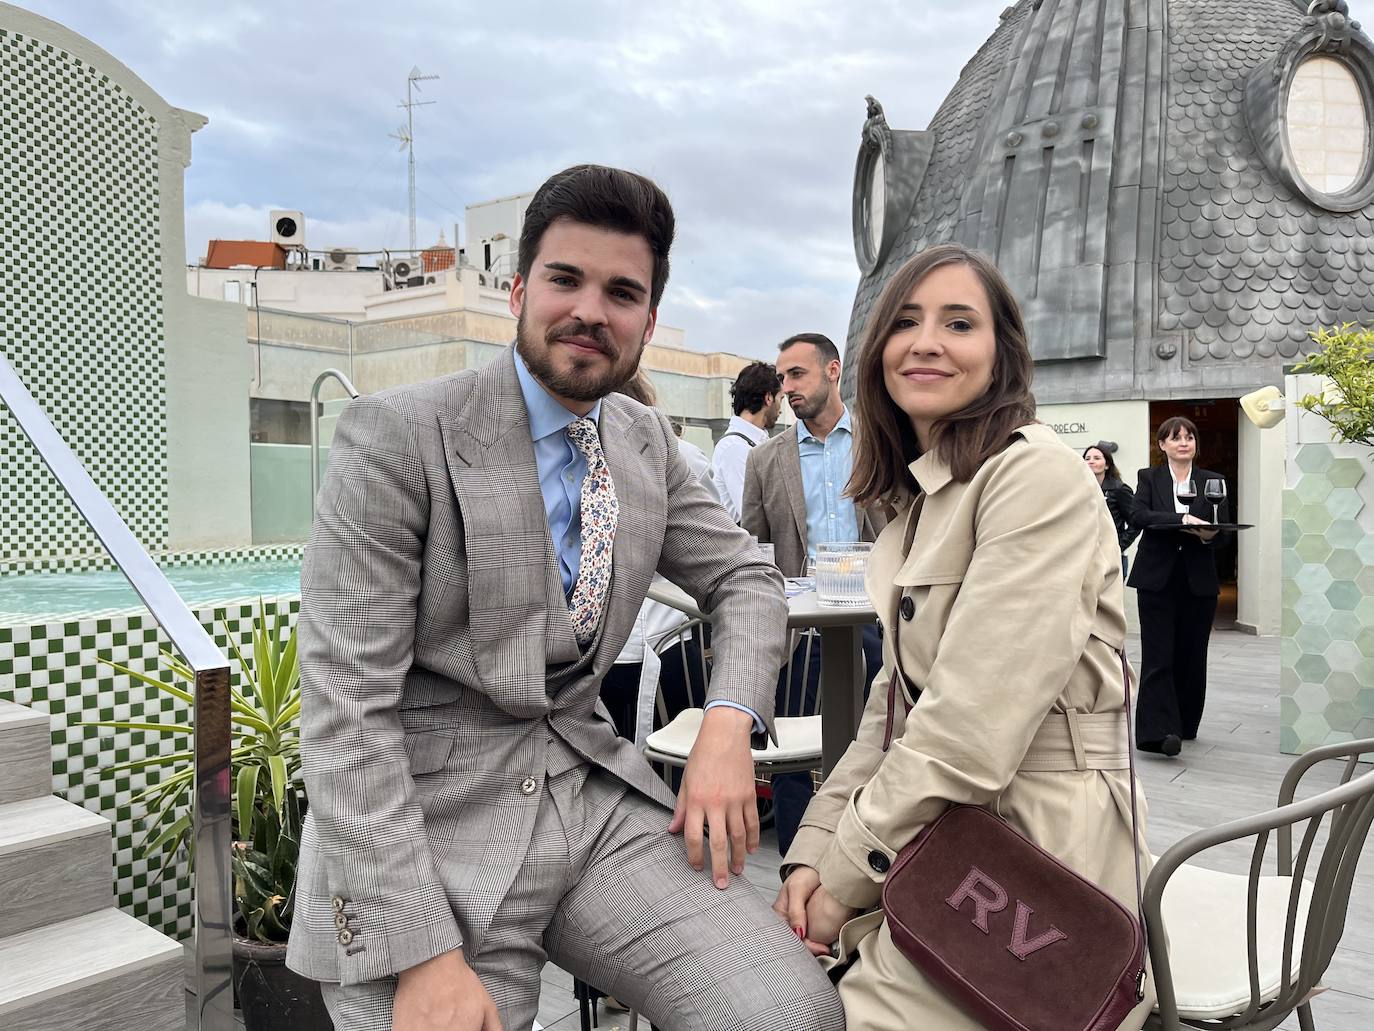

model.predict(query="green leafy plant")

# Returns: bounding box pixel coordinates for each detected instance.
[1295,323,1374,448]
[91,598,303,935]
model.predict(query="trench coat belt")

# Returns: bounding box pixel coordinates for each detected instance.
[1017,708,1129,772]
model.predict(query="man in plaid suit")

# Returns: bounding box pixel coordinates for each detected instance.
[286,165,844,1031]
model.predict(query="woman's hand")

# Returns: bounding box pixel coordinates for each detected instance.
[773,865,822,939]
[1181,514,1218,541]
[803,885,858,952]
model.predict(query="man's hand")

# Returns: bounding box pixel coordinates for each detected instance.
[773,865,822,939]
[1181,514,1218,541]
[669,705,759,889]
[394,950,501,1031]
[803,885,858,954]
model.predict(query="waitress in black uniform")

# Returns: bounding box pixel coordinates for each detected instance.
[1127,416,1228,756]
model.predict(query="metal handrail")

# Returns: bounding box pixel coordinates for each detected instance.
[309,368,360,499]
[0,353,233,1030]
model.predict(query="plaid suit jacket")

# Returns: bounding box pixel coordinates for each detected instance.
[740,424,885,578]
[286,347,788,986]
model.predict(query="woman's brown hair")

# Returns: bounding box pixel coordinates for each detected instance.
[849,244,1036,505]
[1155,415,1198,444]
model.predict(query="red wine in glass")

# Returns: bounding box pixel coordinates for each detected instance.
[1175,478,1197,512]
[1203,478,1225,524]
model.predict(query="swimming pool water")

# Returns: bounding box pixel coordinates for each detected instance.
[0,559,302,620]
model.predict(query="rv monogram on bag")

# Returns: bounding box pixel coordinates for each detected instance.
[946,866,1069,961]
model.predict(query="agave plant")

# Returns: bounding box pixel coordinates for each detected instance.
[234,785,303,944]
[91,598,303,891]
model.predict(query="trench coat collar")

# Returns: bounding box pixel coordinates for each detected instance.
[907,449,954,496]
[906,422,1046,497]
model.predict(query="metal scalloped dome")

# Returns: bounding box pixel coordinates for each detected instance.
[843,0,1374,406]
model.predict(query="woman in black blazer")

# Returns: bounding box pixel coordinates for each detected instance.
[1083,440,1139,578]
[1127,416,1227,756]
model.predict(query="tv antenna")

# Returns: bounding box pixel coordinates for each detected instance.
[390,66,439,254]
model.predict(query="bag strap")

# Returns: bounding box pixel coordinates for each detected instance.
[719,431,757,448]
[881,642,1148,996]
[1119,648,1149,1000]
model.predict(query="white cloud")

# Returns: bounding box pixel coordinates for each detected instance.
[30,0,1012,361]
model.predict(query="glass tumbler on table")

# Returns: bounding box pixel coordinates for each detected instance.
[815,542,873,607]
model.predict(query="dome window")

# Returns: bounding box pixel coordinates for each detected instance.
[1246,4,1374,212]
[1285,56,1369,195]
[852,96,933,275]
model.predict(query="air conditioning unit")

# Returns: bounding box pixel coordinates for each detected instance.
[271,210,305,249]
[387,258,412,291]
[325,247,359,272]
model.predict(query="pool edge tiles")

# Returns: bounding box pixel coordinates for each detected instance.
[0,589,303,630]
[0,596,302,941]
[0,540,306,578]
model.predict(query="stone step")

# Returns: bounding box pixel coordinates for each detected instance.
[0,701,51,806]
[0,908,184,1031]
[0,795,112,939]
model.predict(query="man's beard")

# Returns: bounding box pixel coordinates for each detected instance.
[516,313,642,403]
[789,386,830,423]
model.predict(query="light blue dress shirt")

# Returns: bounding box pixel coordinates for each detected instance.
[798,406,860,564]
[515,353,761,729]
[514,353,600,597]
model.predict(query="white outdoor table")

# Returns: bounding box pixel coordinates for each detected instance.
[646,580,878,775]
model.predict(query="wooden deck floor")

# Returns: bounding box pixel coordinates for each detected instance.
[229,630,1372,1030]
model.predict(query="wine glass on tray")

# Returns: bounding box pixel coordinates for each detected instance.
[1174,478,1197,518]
[1203,478,1226,525]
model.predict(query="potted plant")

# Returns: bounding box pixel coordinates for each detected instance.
[93,599,332,1030]
[1294,322,1374,450]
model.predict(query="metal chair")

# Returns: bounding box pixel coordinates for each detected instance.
[1143,737,1374,1030]
[643,624,824,779]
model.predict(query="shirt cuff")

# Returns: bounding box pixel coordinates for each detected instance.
[814,787,897,911]
[703,699,766,735]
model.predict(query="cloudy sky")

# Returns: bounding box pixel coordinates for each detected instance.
[27,0,1010,359]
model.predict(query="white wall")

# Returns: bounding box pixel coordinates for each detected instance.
[1035,399,1153,482]
[186,266,383,320]
[465,193,532,271]
[1236,415,1284,634]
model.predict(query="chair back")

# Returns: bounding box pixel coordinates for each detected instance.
[1276,739,1374,1007]
[777,629,821,718]
[650,617,710,729]
[1145,738,1374,1029]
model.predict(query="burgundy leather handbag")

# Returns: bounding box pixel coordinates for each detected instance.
[877,651,1148,1031]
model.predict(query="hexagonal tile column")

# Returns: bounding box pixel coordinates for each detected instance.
[1281,444,1374,753]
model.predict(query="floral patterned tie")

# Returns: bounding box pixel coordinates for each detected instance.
[565,417,618,646]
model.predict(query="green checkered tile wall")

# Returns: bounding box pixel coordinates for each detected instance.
[0,29,167,563]
[0,596,301,940]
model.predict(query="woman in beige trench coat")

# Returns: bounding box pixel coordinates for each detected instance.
[774,243,1155,1031]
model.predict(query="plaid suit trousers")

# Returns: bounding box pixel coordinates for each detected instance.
[322,753,844,1031]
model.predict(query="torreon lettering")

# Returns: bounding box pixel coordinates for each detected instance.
[1049,422,1088,434]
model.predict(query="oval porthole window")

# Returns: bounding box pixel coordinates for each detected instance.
[866,151,886,256]
[1285,56,1370,195]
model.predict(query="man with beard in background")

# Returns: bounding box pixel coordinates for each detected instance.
[742,332,884,857]
[288,164,843,1031]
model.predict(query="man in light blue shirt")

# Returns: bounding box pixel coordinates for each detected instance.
[514,349,600,595]
[740,332,884,856]
[797,406,859,566]
[516,350,762,730]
